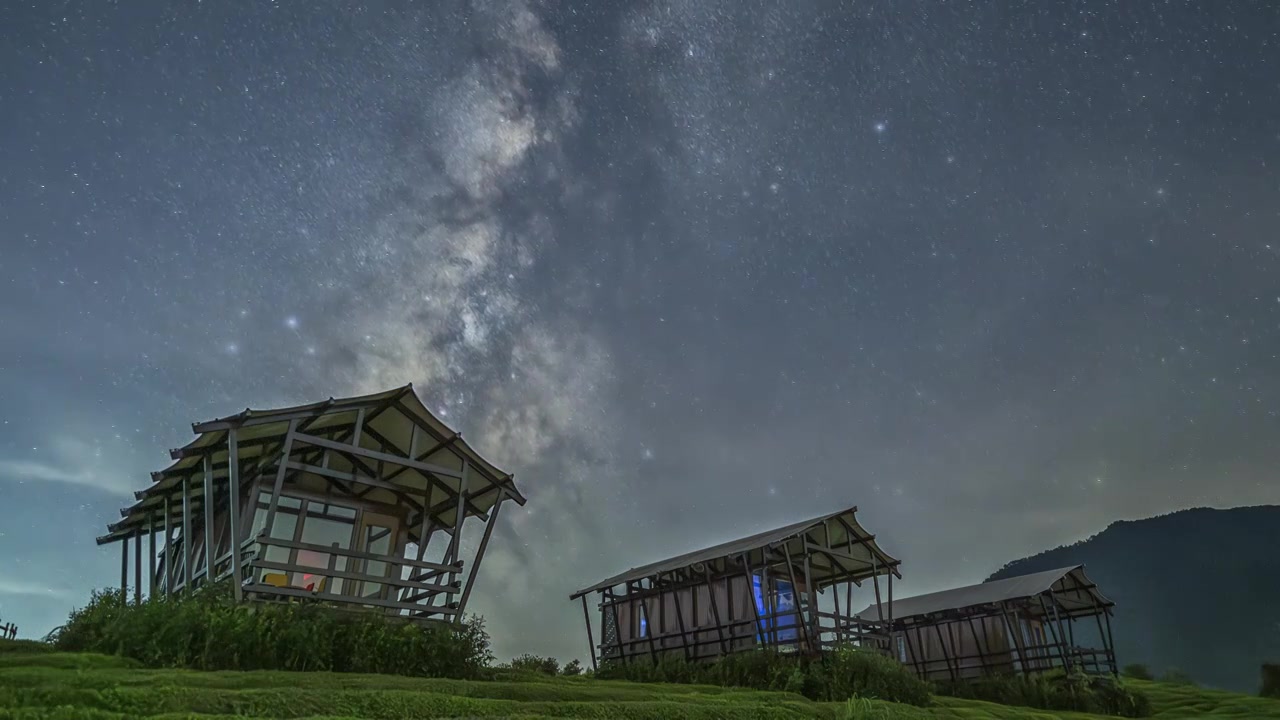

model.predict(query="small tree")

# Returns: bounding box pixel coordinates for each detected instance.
[1260,663,1280,698]
[511,653,560,675]
[562,658,583,676]
[1121,663,1153,681]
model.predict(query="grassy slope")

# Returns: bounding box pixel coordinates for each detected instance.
[0,642,1275,719]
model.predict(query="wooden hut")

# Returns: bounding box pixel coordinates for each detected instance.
[570,506,901,669]
[857,565,1117,681]
[96,384,526,623]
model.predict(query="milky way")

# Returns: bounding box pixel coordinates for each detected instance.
[1,1,1277,662]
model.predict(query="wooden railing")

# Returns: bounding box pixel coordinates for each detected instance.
[239,536,463,617]
[0,622,16,641]
[599,606,891,663]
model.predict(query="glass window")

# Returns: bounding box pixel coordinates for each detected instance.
[638,603,648,638]
[293,507,355,593]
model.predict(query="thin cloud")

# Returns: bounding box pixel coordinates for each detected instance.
[0,577,74,600]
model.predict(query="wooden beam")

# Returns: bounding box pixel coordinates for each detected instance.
[457,488,504,616]
[292,431,463,479]
[181,475,193,595]
[581,594,598,672]
[227,428,243,602]
[202,455,215,588]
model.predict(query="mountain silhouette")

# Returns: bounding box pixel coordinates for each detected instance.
[987,505,1280,693]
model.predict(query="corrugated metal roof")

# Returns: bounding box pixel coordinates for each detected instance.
[570,506,900,599]
[855,565,1113,621]
[98,384,525,544]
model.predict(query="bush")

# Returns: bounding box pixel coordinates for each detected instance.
[595,646,930,706]
[561,658,583,676]
[49,583,493,678]
[935,670,1152,717]
[510,653,560,675]
[1122,663,1153,681]
[1159,668,1196,686]
[1262,663,1280,698]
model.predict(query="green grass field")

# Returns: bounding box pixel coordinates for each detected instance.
[0,640,1275,719]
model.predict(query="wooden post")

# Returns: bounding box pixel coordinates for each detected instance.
[871,555,884,622]
[705,569,729,656]
[163,494,173,596]
[148,514,157,599]
[262,420,299,542]
[740,553,769,648]
[119,538,128,602]
[580,595,598,672]
[933,622,958,682]
[802,551,818,652]
[998,604,1028,673]
[181,474,193,594]
[608,593,627,662]
[1102,611,1117,674]
[964,615,994,674]
[457,490,504,615]
[133,530,142,604]
[227,428,243,602]
[781,543,811,652]
[637,588,658,666]
[672,585,692,661]
[203,455,215,587]
[832,578,843,646]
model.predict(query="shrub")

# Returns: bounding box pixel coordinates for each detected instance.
[510,653,560,675]
[1159,668,1196,686]
[935,670,1152,718]
[595,646,930,706]
[1262,663,1280,698]
[561,658,583,676]
[1122,663,1153,681]
[49,583,492,678]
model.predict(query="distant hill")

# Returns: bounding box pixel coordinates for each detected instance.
[987,505,1280,694]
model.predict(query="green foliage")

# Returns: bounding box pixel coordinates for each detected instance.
[48,584,492,679]
[1157,668,1195,686]
[1262,663,1280,699]
[595,646,930,706]
[561,659,583,676]
[3,641,1280,719]
[1121,663,1153,681]
[510,654,561,676]
[935,669,1152,717]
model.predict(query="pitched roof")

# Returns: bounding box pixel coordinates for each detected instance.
[570,506,899,599]
[98,384,525,544]
[855,565,1113,622]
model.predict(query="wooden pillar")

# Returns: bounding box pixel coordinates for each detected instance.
[203,455,215,587]
[740,553,768,647]
[227,428,243,602]
[580,595,598,672]
[781,543,811,652]
[965,615,994,674]
[458,489,504,615]
[163,495,173,596]
[181,474,193,594]
[672,585,692,661]
[637,586,658,666]
[119,538,128,602]
[148,514,157,599]
[705,569,729,656]
[133,530,142,604]
[933,621,958,681]
[608,592,627,662]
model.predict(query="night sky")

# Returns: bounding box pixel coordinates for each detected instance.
[2,1,1278,663]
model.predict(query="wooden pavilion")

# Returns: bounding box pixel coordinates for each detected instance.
[569,506,901,670]
[856,565,1117,681]
[96,384,526,622]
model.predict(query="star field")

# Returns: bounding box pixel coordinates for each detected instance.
[0,1,1278,663]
